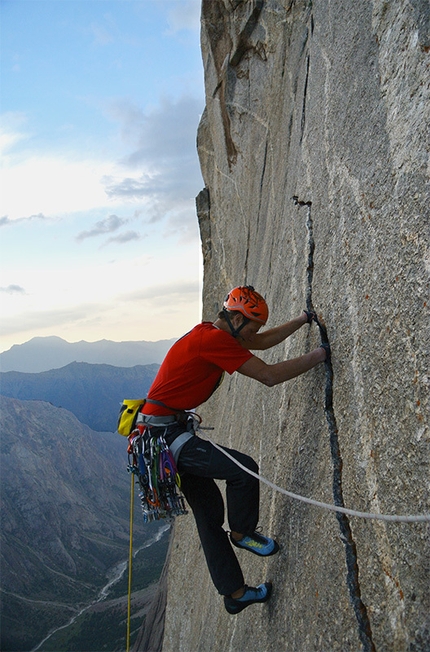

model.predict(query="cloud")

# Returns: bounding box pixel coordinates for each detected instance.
[0,213,48,227]
[103,230,142,246]
[0,304,104,338]
[165,205,200,244]
[76,214,127,242]
[120,280,199,304]
[102,95,203,232]
[0,284,26,294]
[117,95,202,167]
[0,281,200,342]
[0,95,203,236]
[102,173,156,201]
[0,155,113,221]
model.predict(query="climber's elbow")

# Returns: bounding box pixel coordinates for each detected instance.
[259,372,277,387]
[237,357,277,386]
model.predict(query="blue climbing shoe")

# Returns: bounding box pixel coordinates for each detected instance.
[230,531,279,557]
[224,583,273,614]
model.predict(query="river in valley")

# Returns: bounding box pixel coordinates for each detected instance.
[31,523,170,652]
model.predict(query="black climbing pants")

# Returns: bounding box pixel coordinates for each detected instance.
[176,435,260,596]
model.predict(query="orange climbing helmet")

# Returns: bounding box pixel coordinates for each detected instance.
[223,285,269,325]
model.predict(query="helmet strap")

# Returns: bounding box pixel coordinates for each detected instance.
[223,309,250,338]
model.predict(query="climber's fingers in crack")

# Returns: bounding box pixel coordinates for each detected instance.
[319,342,331,361]
[303,310,317,324]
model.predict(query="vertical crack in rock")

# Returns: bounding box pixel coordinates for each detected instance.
[293,196,376,652]
[260,139,269,192]
[300,54,310,143]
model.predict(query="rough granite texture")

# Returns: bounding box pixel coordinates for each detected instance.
[140,2,429,651]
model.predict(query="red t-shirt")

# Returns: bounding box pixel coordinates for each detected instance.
[143,322,254,415]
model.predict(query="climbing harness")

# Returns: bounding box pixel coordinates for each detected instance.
[127,423,188,523]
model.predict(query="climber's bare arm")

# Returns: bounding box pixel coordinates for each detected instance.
[241,312,309,351]
[237,346,326,387]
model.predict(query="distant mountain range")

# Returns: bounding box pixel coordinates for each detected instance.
[0,335,176,373]
[0,361,159,432]
[0,396,168,652]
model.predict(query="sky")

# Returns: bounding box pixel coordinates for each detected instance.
[0,0,205,353]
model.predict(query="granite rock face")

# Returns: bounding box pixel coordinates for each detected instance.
[162,2,429,651]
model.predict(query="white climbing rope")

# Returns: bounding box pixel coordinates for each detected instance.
[204,436,430,523]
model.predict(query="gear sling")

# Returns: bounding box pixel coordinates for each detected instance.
[118,398,189,522]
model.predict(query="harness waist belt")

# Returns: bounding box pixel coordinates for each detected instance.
[168,432,194,463]
[136,413,177,426]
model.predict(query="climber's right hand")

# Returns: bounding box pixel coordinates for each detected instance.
[319,342,331,361]
[303,310,317,324]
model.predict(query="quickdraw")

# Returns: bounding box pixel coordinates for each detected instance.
[127,424,187,523]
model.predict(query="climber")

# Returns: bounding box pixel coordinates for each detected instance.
[140,285,328,614]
